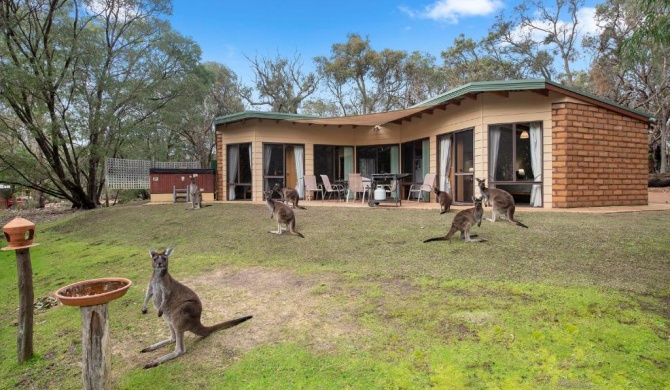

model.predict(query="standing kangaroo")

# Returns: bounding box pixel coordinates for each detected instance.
[423,197,486,243]
[281,187,306,210]
[188,175,202,209]
[476,178,528,228]
[265,190,305,238]
[434,186,453,214]
[141,247,252,369]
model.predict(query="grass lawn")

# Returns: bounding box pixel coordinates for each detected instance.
[0,202,669,389]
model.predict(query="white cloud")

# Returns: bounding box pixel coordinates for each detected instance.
[400,0,504,24]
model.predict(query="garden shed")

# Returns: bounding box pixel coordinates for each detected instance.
[149,168,216,203]
[214,79,653,208]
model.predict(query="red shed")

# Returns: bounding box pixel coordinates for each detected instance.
[149,168,216,203]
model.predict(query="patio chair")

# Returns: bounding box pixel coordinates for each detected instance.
[407,173,436,202]
[303,175,322,201]
[320,174,345,201]
[345,173,368,204]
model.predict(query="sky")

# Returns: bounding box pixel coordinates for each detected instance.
[167,0,602,85]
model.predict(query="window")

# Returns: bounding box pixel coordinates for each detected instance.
[402,138,429,200]
[314,145,353,185]
[227,143,252,201]
[489,122,542,206]
[356,145,398,176]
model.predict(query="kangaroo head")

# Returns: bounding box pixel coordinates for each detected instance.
[472,196,483,207]
[149,247,173,271]
[263,189,274,200]
[476,178,486,189]
[434,186,440,195]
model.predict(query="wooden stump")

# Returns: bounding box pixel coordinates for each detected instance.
[80,304,110,390]
[16,249,34,364]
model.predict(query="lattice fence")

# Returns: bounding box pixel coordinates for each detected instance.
[105,158,200,190]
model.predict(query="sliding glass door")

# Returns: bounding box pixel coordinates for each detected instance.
[453,129,474,203]
[227,143,252,200]
[263,143,305,199]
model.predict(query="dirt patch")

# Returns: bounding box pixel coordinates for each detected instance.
[127,266,368,370]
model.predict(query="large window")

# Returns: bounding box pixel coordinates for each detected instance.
[489,122,542,206]
[227,143,252,201]
[263,143,305,199]
[356,145,398,176]
[314,145,353,185]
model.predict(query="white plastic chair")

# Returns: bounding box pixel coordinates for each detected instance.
[320,174,345,201]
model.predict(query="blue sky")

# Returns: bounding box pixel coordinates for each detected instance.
[168,0,601,84]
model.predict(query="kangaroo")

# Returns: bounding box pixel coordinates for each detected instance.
[281,187,306,210]
[188,175,202,209]
[434,186,453,214]
[423,197,486,243]
[476,178,528,228]
[264,190,305,238]
[141,247,252,369]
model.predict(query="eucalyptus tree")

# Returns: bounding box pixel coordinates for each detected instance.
[158,62,245,168]
[440,34,522,87]
[585,0,670,172]
[486,0,587,86]
[0,0,200,209]
[243,52,318,113]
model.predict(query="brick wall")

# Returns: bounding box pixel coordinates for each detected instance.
[552,102,648,208]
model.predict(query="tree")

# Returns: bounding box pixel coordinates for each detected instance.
[440,34,522,87]
[315,34,412,115]
[585,0,670,172]
[243,52,318,113]
[0,0,200,209]
[159,62,245,168]
[487,0,587,86]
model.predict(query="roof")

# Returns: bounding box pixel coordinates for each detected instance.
[214,79,653,127]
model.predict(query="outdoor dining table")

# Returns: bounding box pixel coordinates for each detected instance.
[365,173,412,207]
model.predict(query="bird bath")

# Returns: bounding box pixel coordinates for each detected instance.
[55,278,131,307]
[55,277,132,390]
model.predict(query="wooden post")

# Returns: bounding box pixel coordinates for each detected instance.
[16,248,34,364]
[80,304,111,390]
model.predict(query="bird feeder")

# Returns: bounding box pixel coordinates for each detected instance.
[55,277,132,390]
[2,217,38,250]
[2,217,39,364]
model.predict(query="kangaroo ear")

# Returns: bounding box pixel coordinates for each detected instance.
[149,248,156,257]
[165,247,174,256]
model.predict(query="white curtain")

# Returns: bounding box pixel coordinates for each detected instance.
[294,146,304,198]
[489,126,502,181]
[263,145,272,192]
[227,145,239,200]
[439,136,452,195]
[529,122,542,207]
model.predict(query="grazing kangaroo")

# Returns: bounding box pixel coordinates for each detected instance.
[281,187,306,210]
[264,190,305,238]
[141,247,252,369]
[476,178,528,228]
[423,197,486,243]
[434,186,453,214]
[188,175,202,209]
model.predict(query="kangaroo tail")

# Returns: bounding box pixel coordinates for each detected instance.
[297,206,307,210]
[193,315,253,337]
[423,227,458,243]
[289,220,305,238]
[514,220,529,228]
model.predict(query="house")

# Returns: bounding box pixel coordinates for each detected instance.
[214,79,652,208]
